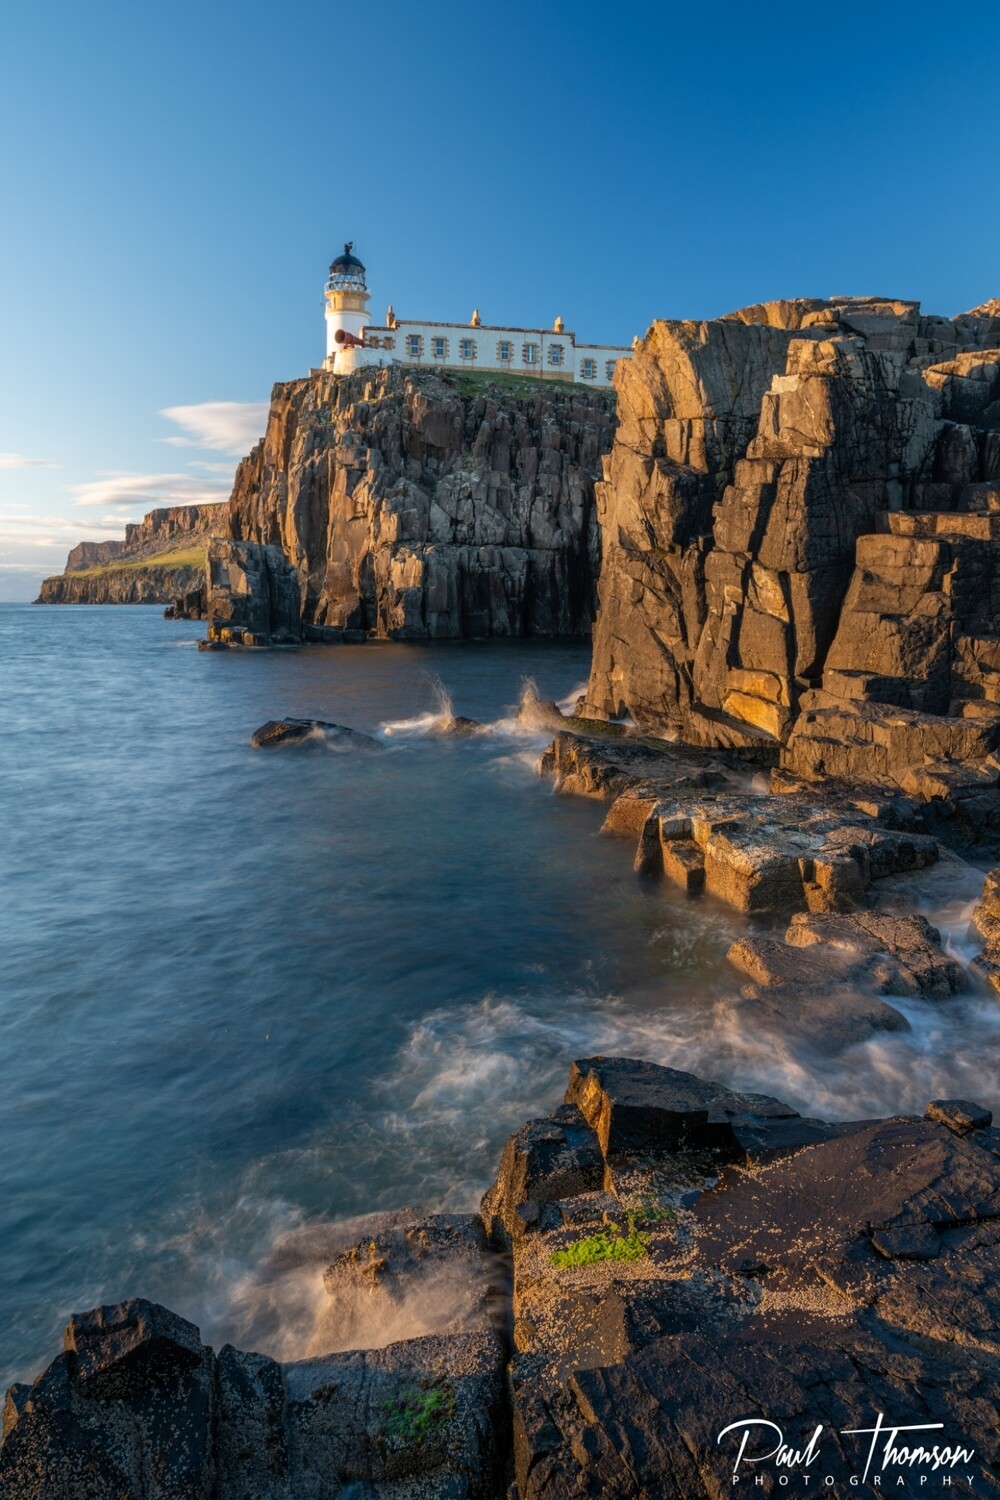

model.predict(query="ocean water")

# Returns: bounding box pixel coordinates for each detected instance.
[2,605,999,1385]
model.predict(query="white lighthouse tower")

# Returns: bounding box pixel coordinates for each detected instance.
[325,243,372,373]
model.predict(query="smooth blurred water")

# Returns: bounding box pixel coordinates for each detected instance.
[2,606,999,1385]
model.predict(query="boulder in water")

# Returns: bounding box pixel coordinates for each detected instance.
[438,715,482,737]
[250,719,382,750]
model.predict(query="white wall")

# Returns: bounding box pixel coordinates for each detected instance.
[325,301,372,360]
[363,319,630,386]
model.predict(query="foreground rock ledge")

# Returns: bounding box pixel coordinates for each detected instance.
[4,1057,999,1498]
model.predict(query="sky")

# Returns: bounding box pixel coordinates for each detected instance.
[2,0,999,599]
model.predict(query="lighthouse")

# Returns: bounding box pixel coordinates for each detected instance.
[325,243,372,373]
[316,241,633,385]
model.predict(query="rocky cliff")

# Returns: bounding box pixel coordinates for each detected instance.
[37,504,221,605]
[4,1055,998,1498]
[585,296,1000,779]
[37,564,207,606]
[218,365,615,640]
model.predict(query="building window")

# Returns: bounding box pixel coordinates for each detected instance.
[406,334,424,359]
[459,338,477,360]
[548,344,564,367]
[432,336,448,359]
[605,360,617,381]
[522,342,539,366]
[580,358,597,379]
[384,336,395,350]
[497,340,513,363]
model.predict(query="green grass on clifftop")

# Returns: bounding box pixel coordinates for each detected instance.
[428,368,616,401]
[59,546,206,580]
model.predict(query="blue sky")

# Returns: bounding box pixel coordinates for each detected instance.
[2,0,998,598]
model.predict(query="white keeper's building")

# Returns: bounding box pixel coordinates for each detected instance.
[319,244,633,387]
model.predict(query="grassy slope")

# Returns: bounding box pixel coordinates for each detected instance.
[433,368,617,400]
[52,546,206,581]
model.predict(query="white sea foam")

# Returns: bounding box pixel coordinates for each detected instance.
[380,672,456,737]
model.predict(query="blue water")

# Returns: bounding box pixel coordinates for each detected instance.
[3,606,999,1384]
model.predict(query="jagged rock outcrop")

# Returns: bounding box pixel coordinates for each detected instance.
[0,1289,506,1499]
[37,504,221,606]
[584,296,1000,819]
[64,539,127,571]
[225,365,615,639]
[199,538,302,646]
[7,1059,999,1498]
[486,1056,1000,1498]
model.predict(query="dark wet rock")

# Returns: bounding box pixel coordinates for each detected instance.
[214,1345,289,1500]
[439,715,482,737]
[1,1301,215,1500]
[926,1097,994,1134]
[204,537,302,646]
[64,1299,205,1395]
[513,1315,1000,1498]
[480,1105,605,1247]
[735,986,911,1052]
[565,1055,797,1158]
[284,1329,507,1499]
[166,584,207,621]
[871,1223,940,1260]
[1,1300,505,1500]
[544,731,942,914]
[730,909,965,1005]
[250,718,382,750]
[501,1059,1000,1497]
[8,1056,1000,1497]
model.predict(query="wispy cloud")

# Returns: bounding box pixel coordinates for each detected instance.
[71,472,232,509]
[0,508,115,543]
[0,452,60,469]
[158,400,268,455]
[0,511,126,599]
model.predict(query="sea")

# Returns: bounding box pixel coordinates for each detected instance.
[2,604,999,1386]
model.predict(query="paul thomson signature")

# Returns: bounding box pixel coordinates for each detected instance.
[717,1414,978,1488]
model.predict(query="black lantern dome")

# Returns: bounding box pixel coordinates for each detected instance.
[327,242,367,293]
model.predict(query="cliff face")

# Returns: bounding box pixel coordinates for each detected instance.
[585,295,1000,766]
[119,504,219,557]
[64,539,126,571]
[37,504,222,605]
[38,565,206,605]
[224,365,615,639]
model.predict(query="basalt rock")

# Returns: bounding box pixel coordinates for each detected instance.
[225,364,615,640]
[543,729,939,915]
[489,1058,1000,1498]
[0,1297,506,1500]
[8,1060,1000,1497]
[971,862,1000,993]
[250,718,382,750]
[583,294,1000,839]
[204,538,302,645]
[730,910,966,1001]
